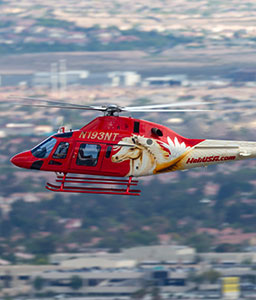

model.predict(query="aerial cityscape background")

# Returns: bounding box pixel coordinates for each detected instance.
[1,0,256,299]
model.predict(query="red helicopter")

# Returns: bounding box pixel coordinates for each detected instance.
[10,99,256,196]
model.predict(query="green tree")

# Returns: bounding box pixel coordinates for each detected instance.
[188,270,204,284]
[203,269,221,284]
[187,233,213,252]
[27,236,56,255]
[70,275,83,290]
[33,276,45,291]
[132,288,147,299]
[189,269,221,284]
[32,255,49,265]
[215,243,242,253]
[151,286,161,300]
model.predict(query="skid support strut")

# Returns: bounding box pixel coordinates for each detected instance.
[46,174,141,196]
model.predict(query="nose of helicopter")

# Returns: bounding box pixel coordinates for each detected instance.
[10,151,34,169]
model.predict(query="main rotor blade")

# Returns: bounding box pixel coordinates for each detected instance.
[11,103,107,111]
[9,96,100,109]
[6,97,213,114]
[126,101,213,110]
[123,109,211,112]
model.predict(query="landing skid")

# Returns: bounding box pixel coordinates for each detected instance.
[46,174,141,196]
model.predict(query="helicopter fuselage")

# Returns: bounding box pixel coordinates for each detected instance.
[11,115,256,177]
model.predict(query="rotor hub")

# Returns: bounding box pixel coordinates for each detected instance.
[105,104,123,116]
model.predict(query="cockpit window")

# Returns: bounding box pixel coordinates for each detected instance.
[53,142,70,159]
[31,137,57,159]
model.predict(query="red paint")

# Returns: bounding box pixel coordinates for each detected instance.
[10,116,204,195]
[10,151,37,169]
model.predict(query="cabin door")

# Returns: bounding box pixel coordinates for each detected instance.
[70,142,105,173]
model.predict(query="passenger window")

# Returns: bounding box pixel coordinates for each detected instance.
[134,121,140,133]
[53,142,69,159]
[77,144,101,166]
[106,146,112,158]
[31,137,57,159]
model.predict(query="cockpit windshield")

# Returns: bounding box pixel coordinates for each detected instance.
[31,137,57,159]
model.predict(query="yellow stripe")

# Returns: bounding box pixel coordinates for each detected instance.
[222,277,239,284]
[223,286,239,293]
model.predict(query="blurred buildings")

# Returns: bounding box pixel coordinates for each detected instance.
[2,245,256,298]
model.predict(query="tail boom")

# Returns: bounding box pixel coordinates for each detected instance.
[176,139,256,171]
